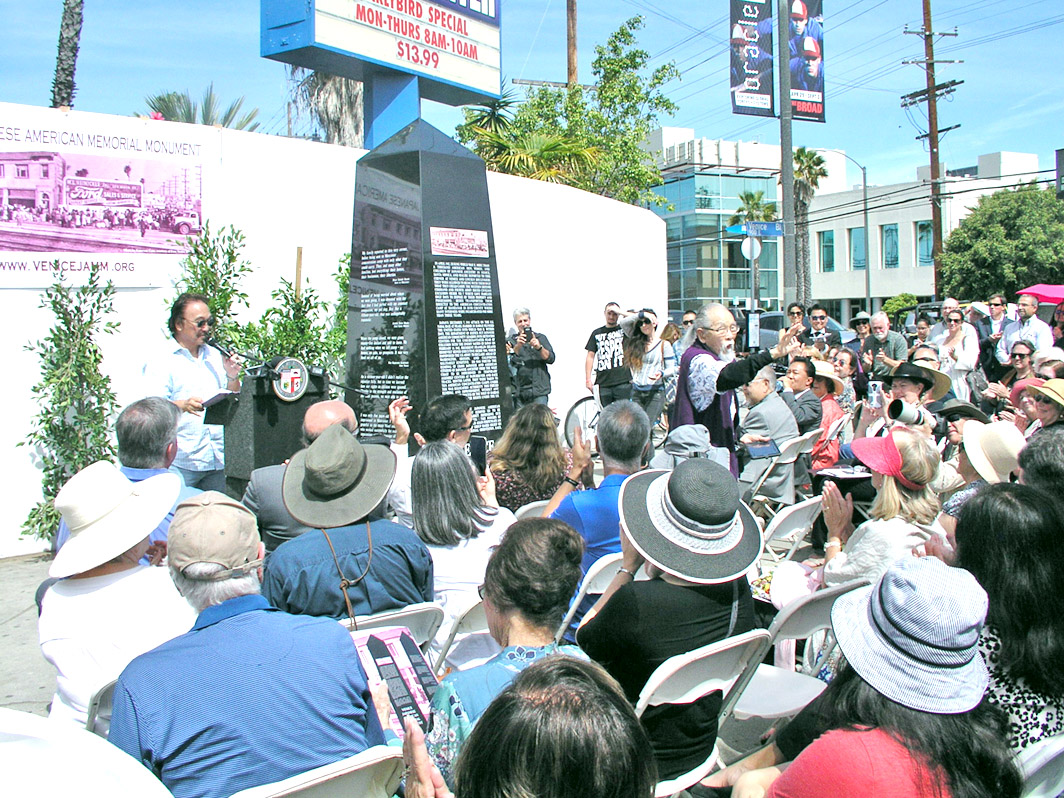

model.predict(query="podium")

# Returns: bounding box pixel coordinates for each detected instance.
[209,366,330,497]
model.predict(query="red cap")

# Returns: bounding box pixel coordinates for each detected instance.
[791,1,809,20]
[802,36,821,60]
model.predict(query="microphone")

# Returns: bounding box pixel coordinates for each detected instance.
[206,336,233,359]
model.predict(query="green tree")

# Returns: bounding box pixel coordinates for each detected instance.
[473,129,599,184]
[793,147,828,306]
[174,222,252,336]
[143,85,260,131]
[882,292,919,319]
[288,68,363,147]
[455,86,519,160]
[941,183,1064,299]
[21,264,119,543]
[458,17,679,206]
[51,0,84,108]
[729,191,777,309]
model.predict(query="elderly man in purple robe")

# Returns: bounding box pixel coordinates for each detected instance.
[672,303,802,476]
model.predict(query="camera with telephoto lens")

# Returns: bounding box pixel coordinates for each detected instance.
[888,400,948,438]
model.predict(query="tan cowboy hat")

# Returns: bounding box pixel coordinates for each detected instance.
[812,360,845,395]
[1031,378,1064,410]
[50,462,180,579]
[282,424,397,528]
[887,362,951,403]
[960,421,1025,484]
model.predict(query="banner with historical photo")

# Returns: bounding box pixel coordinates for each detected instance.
[789,0,825,123]
[0,102,217,288]
[729,0,775,118]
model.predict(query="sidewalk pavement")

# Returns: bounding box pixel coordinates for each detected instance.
[0,553,56,717]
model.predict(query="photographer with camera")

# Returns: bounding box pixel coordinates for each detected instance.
[508,307,555,409]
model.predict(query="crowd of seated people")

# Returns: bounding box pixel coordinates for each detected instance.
[31,293,1064,798]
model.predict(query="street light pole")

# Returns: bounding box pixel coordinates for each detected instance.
[824,150,871,314]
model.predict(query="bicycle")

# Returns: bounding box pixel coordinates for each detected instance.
[563,394,669,451]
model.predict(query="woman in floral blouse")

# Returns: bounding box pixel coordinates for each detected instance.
[424,517,587,786]
[488,403,573,512]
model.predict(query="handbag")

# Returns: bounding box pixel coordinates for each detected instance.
[661,341,678,407]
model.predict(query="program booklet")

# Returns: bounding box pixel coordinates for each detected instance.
[350,626,439,737]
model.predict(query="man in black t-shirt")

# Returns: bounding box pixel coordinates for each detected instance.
[585,302,631,407]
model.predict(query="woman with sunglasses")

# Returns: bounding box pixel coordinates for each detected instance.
[939,308,979,401]
[1052,301,1064,343]
[1029,379,1064,433]
[621,308,676,444]
[981,340,1036,413]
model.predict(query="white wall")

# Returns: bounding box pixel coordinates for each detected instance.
[0,103,665,557]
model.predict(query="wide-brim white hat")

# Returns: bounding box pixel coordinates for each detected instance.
[49,462,180,578]
[961,420,1026,484]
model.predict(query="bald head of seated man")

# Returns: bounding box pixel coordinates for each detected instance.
[242,399,360,551]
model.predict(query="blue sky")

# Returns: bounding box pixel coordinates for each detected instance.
[3,0,1062,189]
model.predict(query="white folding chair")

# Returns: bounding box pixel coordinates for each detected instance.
[1018,733,1064,798]
[339,602,445,654]
[555,552,624,644]
[433,600,489,676]
[514,500,549,520]
[825,412,852,443]
[747,434,805,507]
[228,745,404,797]
[761,497,823,563]
[635,629,771,798]
[85,678,117,739]
[796,428,823,455]
[724,579,870,724]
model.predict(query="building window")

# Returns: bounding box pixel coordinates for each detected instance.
[16,164,29,178]
[40,164,49,178]
[818,230,834,273]
[849,227,866,271]
[881,224,899,269]
[915,221,933,267]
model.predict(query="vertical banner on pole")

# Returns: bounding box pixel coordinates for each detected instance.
[729,0,775,118]
[788,0,825,122]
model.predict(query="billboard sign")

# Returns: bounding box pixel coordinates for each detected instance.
[789,0,825,123]
[262,0,502,107]
[729,0,775,118]
[65,178,142,208]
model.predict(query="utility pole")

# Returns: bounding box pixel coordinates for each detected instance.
[777,0,796,307]
[567,0,578,87]
[902,0,959,297]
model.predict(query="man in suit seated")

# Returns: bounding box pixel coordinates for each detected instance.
[738,366,800,504]
[242,399,357,551]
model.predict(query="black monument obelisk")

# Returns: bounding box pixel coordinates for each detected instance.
[347,120,511,450]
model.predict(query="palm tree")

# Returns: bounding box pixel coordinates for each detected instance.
[455,87,519,158]
[793,147,828,306]
[729,190,777,309]
[143,85,260,131]
[287,68,363,147]
[473,129,599,185]
[51,0,84,107]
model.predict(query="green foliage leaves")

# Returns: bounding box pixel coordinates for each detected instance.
[941,184,1064,299]
[457,17,679,206]
[729,191,777,226]
[175,222,251,331]
[176,223,350,390]
[22,264,119,541]
[882,293,919,318]
[143,84,260,131]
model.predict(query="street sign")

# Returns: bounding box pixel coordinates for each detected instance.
[741,236,762,261]
[726,224,747,235]
[745,220,784,237]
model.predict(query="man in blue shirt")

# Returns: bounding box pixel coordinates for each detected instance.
[109,492,387,798]
[142,293,244,492]
[545,400,651,635]
[262,424,434,619]
[54,397,200,564]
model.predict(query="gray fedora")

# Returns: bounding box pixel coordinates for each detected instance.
[831,557,989,714]
[282,424,396,528]
[619,459,762,584]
